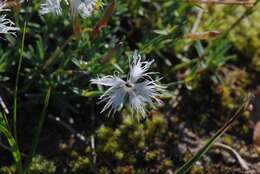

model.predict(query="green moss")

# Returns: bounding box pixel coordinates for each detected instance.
[29,155,56,174]
[90,115,171,172]
[191,165,205,174]
[223,135,233,145]
[145,150,161,161]
[114,165,135,174]
[160,159,173,172]
[0,161,57,174]
[69,156,91,173]
[115,151,124,160]
[0,165,16,174]
[99,167,110,174]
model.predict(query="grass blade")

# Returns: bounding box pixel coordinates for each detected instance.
[24,86,52,173]
[0,112,22,173]
[175,94,253,174]
[13,21,27,143]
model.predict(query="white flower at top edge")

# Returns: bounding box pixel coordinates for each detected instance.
[0,1,19,37]
[91,51,165,119]
[39,0,62,15]
[0,0,9,12]
[68,0,98,18]
[0,15,19,36]
[39,0,100,18]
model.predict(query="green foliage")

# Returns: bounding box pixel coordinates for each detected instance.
[60,115,172,173]
[201,4,260,70]
[0,112,22,173]
[175,95,251,174]
[69,154,91,172]
[0,165,16,174]
[28,155,56,174]
[1,155,56,174]
[0,0,259,173]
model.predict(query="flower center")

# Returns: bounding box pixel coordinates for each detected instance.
[124,81,135,92]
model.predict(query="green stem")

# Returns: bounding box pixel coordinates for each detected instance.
[13,21,27,146]
[0,113,23,174]
[0,125,23,173]
[223,0,260,37]
[31,87,52,156]
[175,95,252,174]
[24,87,52,173]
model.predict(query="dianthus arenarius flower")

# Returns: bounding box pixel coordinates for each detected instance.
[0,1,19,36]
[39,0,62,15]
[39,0,100,18]
[91,52,165,118]
[67,0,99,18]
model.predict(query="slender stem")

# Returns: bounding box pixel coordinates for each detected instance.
[0,141,27,157]
[191,8,204,33]
[223,0,260,37]
[13,21,27,144]
[175,95,253,174]
[24,86,52,172]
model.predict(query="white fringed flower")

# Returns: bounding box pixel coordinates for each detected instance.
[0,1,9,12]
[68,0,98,18]
[91,52,164,118]
[39,0,101,18]
[0,1,19,36]
[0,15,19,36]
[39,0,62,15]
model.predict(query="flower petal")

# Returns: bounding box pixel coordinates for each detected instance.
[0,1,9,12]
[0,15,19,36]
[128,91,147,118]
[128,51,154,83]
[134,80,164,106]
[69,0,98,18]
[128,80,164,118]
[91,75,124,87]
[39,0,62,15]
[99,86,126,116]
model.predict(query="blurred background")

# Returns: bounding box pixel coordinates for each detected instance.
[0,0,260,173]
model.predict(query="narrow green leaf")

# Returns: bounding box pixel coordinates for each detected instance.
[175,95,253,174]
[0,112,22,172]
[24,86,52,173]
